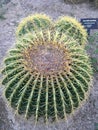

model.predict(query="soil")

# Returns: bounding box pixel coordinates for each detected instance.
[0,0,98,130]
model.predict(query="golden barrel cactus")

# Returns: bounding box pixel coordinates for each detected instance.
[1,14,92,124]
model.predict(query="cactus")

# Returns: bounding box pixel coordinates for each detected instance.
[2,28,92,123]
[16,14,52,37]
[55,16,88,47]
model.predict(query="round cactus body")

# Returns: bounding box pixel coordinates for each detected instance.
[2,13,92,123]
[2,28,92,123]
[55,16,88,47]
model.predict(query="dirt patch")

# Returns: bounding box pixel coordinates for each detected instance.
[0,98,13,130]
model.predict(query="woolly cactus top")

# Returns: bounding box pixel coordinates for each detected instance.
[22,40,71,76]
[1,14,93,124]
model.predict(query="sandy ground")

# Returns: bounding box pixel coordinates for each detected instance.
[0,0,98,130]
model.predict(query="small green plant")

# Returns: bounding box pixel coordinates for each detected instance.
[94,123,98,130]
[1,14,93,124]
[89,0,98,8]
[0,10,6,20]
[95,0,98,7]
[87,32,98,73]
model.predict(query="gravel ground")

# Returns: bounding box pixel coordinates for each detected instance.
[0,0,98,130]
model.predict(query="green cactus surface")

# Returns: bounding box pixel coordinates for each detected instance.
[16,14,52,37]
[2,29,92,123]
[55,16,88,47]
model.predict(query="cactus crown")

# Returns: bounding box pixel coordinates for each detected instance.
[20,31,71,76]
[1,14,92,124]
